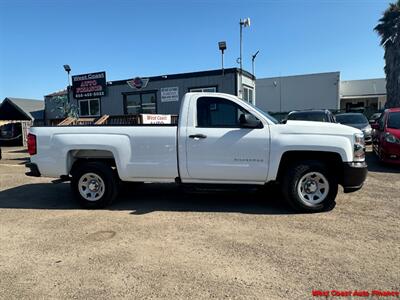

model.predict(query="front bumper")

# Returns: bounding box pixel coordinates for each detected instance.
[342,161,368,193]
[25,162,41,177]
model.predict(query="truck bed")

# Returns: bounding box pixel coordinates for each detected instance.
[29,125,179,181]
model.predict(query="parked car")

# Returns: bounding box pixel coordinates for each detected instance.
[369,112,382,125]
[372,108,400,164]
[285,110,336,123]
[335,113,372,144]
[26,92,367,213]
[0,123,23,146]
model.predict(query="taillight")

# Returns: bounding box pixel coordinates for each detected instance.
[27,133,37,155]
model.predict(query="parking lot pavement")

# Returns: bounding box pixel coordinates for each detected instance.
[0,147,399,299]
[0,146,30,166]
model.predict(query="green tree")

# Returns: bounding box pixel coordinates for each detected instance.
[375,0,400,108]
[52,95,79,119]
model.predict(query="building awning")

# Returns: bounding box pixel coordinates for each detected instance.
[0,120,12,126]
[340,78,386,97]
[0,97,44,121]
[340,94,386,99]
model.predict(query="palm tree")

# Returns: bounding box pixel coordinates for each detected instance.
[375,0,400,108]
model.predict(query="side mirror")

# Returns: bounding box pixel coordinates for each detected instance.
[239,113,262,128]
[281,119,287,124]
[371,123,379,130]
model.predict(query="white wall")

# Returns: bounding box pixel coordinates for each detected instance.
[256,72,340,112]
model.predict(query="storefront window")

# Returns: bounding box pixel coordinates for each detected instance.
[126,94,141,114]
[125,92,156,114]
[141,93,157,113]
[79,99,100,117]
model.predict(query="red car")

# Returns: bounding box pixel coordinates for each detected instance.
[372,108,400,164]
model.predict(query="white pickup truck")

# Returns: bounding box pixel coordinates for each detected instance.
[26,92,367,212]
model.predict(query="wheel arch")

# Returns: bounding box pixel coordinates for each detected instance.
[276,151,344,184]
[67,149,118,178]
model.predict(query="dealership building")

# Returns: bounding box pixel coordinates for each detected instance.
[44,67,387,124]
[45,68,255,124]
[256,73,386,114]
[256,72,340,113]
[339,78,386,111]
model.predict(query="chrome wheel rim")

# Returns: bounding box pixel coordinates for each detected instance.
[297,172,329,206]
[78,173,105,201]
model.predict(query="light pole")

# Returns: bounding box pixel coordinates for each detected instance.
[218,41,227,75]
[63,64,71,103]
[251,50,259,76]
[239,18,250,99]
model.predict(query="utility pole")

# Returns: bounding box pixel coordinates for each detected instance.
[251,50,259,76]
[218,41,227,76]
[63,64,71,103]
[238,18,250,99]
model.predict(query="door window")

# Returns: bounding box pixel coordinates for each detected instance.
[197,97,248,128]
[378,114,385,131]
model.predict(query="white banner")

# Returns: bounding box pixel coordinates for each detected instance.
[161,87,179,102]
[141,114,172,124]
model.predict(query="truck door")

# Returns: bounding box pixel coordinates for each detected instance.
[185,96,269,182]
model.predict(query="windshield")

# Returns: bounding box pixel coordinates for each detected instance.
[370,113,381,120]
[288,111,329,122]
[246,102,279,124]
[336,114,367,124]
[387,111,400,129]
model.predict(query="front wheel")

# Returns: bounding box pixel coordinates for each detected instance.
[281,160,338,212]
[71,162,119,209]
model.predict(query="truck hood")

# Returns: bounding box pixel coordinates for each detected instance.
[339,123,369,130]
[279,120,362,136]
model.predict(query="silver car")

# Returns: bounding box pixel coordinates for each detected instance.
[336,113,372,144]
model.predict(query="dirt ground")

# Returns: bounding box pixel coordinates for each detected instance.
[0,147,399,299]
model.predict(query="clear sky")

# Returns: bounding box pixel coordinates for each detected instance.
[0,0,392,100]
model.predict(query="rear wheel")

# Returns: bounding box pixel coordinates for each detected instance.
[281,160,337,212]
[71,162,119,209]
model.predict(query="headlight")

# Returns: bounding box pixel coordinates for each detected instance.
[385,133,400,144]
[362,125,372,134]
[354,133,365,162]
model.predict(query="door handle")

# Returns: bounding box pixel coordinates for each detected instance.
[189,134,207,139]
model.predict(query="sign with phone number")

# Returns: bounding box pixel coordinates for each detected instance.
[72,71,106,99]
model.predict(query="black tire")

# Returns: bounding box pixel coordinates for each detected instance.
[71,162,119,209]
[281,160,338,213]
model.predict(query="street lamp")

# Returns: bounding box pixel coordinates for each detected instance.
[63,64,71,103]
[218,41,227,75]
[239,17,250,98]
[251,50,259,76]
